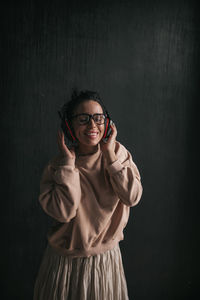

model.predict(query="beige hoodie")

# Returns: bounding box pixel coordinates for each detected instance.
[38,141,143,257]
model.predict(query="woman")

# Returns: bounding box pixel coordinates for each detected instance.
[33,89,143,300]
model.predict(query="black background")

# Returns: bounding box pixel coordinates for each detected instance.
[1,0,199,299]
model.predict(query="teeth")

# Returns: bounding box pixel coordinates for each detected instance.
[86,133,97,136]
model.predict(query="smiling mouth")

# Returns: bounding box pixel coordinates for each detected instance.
[84,132,99,139]
[85,132,98,136]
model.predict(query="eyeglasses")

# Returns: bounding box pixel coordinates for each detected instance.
[71,113,106,125]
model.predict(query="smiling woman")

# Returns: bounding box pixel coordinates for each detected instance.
[33,89,143,300]
[71,100,106,154]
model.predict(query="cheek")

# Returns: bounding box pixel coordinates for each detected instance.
[100,126,105,137]
[72,125,81,139]
[77,127,87,138]
[77,129,84,137]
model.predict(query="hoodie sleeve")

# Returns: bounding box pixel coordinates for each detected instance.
[38,155,82,223]
[105,143,143,207]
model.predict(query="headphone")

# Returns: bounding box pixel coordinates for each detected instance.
[58,108,113,146]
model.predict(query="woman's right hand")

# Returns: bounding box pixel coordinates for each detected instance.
[57,130,76,159]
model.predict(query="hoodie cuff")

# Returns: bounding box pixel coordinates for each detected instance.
[106,159,125,176]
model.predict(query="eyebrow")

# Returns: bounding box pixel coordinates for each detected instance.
[73,113,104,116]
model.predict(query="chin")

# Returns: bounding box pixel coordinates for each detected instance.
[83,135,102,144]
[80,138,101,147]
[86,140,99,146]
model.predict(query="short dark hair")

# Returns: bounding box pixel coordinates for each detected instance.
[60,88,107,124]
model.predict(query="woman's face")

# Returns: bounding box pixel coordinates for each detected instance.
[72,100,105,153]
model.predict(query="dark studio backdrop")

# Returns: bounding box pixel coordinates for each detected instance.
[1,0,199,299]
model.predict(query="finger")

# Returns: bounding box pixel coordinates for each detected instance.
[106,133,114,144]
[57,135,63,153]
[57,130,62,143]
[58,129,62,136]
[109,132,117,144]
[109,125,117,139]
[110,120,116,126]
[57,131,61,144]
[110,123,116,130]
[57,131,65,151]
[57,130,62,144]
[60,131,65,145]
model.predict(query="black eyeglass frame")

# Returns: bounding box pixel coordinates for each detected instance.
[71,113,106,125]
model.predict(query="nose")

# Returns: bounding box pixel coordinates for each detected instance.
[87,118,97,128]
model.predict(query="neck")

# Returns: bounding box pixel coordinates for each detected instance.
[76,144,99,156]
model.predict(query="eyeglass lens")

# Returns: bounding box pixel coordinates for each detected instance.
[77,114,105,125]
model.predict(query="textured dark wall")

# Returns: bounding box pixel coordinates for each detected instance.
[1,0,199,299]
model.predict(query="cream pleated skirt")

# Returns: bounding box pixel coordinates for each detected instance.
[33,243,129,300]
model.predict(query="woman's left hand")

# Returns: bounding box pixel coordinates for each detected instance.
[100,121,117,154]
